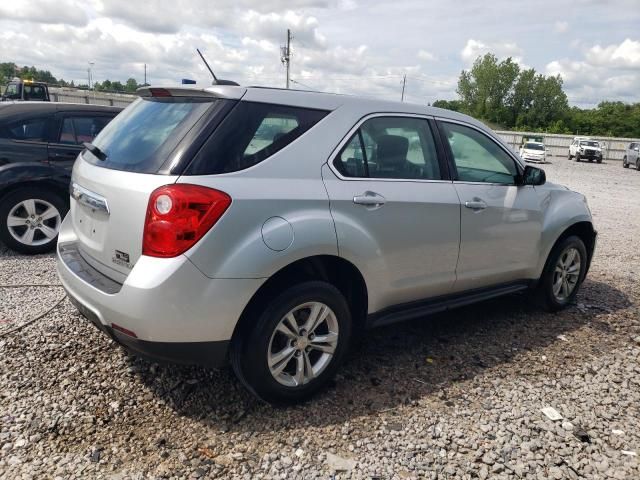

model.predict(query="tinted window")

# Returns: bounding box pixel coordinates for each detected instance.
[186,101,328,175]
[87,97,216,173]
[60,118,76,144]
[59,116,112,145]
[23,85,47,101]
[441,122,517,184]
[334,116,441,180]
[4,118,48,141]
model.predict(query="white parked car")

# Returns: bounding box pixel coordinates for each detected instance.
[568,137,603,163]
[519,141,547,163]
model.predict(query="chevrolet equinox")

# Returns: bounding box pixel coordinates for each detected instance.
[56,86,597,404]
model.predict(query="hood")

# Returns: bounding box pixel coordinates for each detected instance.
[522,148,545,155]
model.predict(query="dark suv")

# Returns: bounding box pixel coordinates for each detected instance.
[0,102,121,254]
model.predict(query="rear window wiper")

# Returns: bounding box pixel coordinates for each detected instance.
[83,142,107,161]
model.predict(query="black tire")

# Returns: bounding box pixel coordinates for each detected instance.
[623,156,628,168]
[567,152,572,160]
[596,158,602,163]
[231,281,352,404]
[535,235,588,312]
[636,160,640,171]
[575,153,580,162]
[0,187,67,255]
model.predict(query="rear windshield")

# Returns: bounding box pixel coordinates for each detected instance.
[85,97,217,173]
[185,101,329,175]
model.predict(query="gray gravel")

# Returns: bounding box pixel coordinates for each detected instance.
[1,158,639,479]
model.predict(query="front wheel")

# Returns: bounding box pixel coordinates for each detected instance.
[623,156,628,168]
[575,153,581,162]
[0,187,67,254]
[535,236,587,312]
[231,281,352,404]
[567,152,572,160]
[636,160,640,171]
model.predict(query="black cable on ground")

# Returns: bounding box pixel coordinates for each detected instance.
[0,294,67,338]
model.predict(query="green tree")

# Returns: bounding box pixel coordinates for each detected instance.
[432,99,463,112]
[456,53,520,124]
[125,77,138,92]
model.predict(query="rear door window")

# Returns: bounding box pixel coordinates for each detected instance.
[185,102,329,175]
[333,116,442,180]
[86,97,218,173]
[58,116,113,145]
[5,118,48,141]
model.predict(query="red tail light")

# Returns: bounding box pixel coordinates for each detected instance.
[143,184,231,258]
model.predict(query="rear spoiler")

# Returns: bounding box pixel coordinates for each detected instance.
[136,85,246,100]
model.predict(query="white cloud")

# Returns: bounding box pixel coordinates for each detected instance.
[554,21,569,33]
[461,39,523,65]
[417,50,436,61]
[585,38,640,68]
[546,39,640,105]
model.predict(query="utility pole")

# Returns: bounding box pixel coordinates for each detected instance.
[88,61,94,90]
[281,29,292,89]
[144,63,147,85]
[401,74,406,102]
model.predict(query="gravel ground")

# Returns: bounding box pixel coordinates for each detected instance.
[1,158,639,480]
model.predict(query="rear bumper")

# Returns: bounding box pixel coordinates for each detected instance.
[67,292,229,366]
[56,217,265,367]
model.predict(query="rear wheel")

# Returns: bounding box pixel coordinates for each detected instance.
[623,156,628,168]
[0,187,67,254]
[535,236,587,312]
[231,281,352,404]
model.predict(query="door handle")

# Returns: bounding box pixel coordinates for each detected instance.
[464,200,487,210]
[353,191,386,207]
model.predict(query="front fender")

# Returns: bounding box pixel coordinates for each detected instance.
[0,162,71,197]
[535,185,594,277]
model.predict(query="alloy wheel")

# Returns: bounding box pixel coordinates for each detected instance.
[267,301,339,387]
[6,198,62,247]
[552,247,581,301]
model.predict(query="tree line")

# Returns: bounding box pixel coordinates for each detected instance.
[0,62,144,94]
[432,53,640,139]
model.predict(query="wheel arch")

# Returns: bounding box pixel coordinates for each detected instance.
[540,221,597,281]
[231,254,369,344]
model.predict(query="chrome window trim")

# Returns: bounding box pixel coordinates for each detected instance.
[326,112,451,184]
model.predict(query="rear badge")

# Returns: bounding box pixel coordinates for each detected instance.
[112,250,133,269]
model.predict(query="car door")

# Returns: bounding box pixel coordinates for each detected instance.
[630,143,639,164]
[322,114,461,312]
[436,120,543,292]
[48,113,113,169]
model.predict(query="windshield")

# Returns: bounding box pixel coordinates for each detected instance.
[524,143,544,150]
[87,97,217,173]
[580,141,599,147]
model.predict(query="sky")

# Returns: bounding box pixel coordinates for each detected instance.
[1,0,639,107]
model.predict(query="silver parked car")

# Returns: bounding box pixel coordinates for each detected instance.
[57,86,597,404]
[622,142,640,170]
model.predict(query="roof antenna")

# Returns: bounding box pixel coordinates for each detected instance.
[196,48,239,86]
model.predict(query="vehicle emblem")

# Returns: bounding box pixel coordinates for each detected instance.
[112,250,133,269]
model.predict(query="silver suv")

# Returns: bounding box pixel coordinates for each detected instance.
[623,142,640,170]
[57,86,597,404]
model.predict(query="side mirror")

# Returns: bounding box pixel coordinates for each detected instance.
[521,165,546,186]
